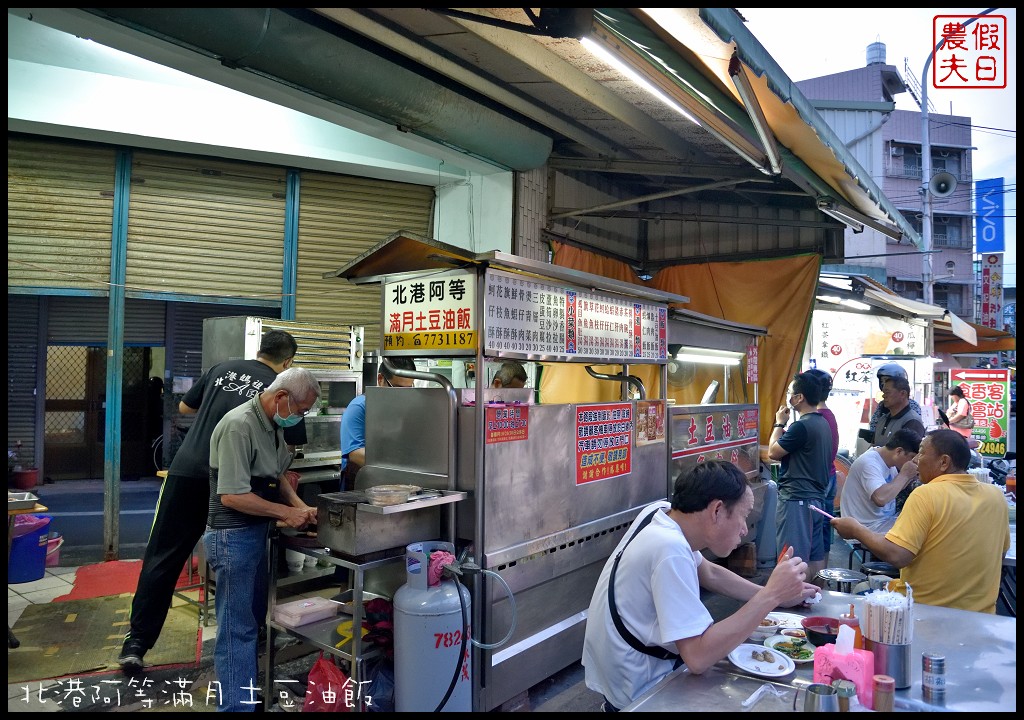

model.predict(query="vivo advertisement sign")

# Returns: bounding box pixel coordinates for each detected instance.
[975,178,1005,253]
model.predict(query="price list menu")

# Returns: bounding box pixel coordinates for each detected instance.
[484,269,667,361]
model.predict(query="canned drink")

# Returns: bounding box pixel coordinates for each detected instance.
[922,652,946,705]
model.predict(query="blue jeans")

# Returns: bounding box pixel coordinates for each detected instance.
[204,523,271,712]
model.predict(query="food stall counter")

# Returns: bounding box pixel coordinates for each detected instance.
[622,591,1016,713]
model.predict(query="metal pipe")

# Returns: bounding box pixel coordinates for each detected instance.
[585,365,646,400]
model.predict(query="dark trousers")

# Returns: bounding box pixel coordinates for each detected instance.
[126,472,210,649]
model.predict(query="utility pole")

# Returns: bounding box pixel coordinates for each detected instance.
[920,7,999,306]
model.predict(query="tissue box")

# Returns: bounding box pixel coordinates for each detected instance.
[813,645,875,709]
[272,597,338,628]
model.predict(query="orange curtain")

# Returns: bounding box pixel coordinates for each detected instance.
[653,256,821,444]
[550,241,821,445]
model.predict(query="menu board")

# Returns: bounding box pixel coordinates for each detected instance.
[382,269,476,355]
[484,269,667,361]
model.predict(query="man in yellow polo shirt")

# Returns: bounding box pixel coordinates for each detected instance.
[832,429,1010,613]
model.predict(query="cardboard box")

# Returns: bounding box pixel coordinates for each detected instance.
[272,597,338,628]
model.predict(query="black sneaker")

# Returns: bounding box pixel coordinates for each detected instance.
[118,638,147,673]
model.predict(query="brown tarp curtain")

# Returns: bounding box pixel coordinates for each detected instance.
[544,241,821,446]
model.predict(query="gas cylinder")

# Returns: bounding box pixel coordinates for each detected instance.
[393,541,472,712]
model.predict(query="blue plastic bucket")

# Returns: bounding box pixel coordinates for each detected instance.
[8,514,52,584]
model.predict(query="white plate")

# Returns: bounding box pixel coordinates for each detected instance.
[765,612,804,629]
[728,643,796,678]
[764,634,815,664]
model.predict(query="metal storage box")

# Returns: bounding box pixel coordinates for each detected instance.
[317,492,440,557]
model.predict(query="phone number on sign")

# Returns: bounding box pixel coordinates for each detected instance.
[384,331,476,349]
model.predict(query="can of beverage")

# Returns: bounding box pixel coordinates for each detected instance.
[922,652,946,705]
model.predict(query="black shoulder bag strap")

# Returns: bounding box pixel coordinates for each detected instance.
[608,509,681,661]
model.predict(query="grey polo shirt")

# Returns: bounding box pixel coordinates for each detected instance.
[209,395,293,496]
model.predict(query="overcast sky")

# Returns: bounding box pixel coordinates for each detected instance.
[737,8,1017,289]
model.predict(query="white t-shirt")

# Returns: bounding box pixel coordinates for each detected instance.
[582,502,713,710]
[839,448,898,533]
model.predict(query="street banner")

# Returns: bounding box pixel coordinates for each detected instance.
[950,368,1011,458]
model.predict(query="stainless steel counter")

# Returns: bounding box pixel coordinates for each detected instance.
[622,591,1016,712]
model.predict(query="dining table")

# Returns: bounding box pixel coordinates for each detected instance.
[621,590,1016,712]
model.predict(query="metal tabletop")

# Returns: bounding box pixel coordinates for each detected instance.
[622,591,1016,712]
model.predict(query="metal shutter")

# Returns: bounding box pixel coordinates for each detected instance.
[47,297,109,344]
[8,135,116,291]
[168,302,276,379]
[295,172,433,350]
[125,151,288,302]
[8,295,40,464]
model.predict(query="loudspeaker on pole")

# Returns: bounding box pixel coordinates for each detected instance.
[929,171,957,198]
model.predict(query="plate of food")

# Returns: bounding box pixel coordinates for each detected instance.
[727,643,796,678]
[779,627,808,640]
[765,612,805,629]
[764,634,815,663]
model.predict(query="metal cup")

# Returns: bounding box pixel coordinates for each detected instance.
[864,639,912,689]
[803,683,840,712]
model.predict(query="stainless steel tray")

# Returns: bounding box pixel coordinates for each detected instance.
[8,492,40,510]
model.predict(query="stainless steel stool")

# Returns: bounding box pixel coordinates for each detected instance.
[816,567,867,594]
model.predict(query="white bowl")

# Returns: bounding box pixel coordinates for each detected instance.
[749,617,782,642]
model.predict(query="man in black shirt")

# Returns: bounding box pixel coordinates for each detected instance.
[118,329,298,672]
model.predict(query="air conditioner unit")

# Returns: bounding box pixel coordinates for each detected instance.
[890,146,904,156]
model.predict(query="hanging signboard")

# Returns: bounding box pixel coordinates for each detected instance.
[950,368,1011,458]
[484,269,667,362]
[382,269,476,355]
[811,310,924,380]
[575,402,633,485]
[979,254,1005,329]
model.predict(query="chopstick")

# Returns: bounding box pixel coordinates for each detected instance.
[777,543,791,564]
[808,504,835,520]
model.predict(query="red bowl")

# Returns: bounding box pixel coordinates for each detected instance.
[800,616,841,647]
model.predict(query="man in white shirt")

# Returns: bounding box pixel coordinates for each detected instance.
[839,429,922,533]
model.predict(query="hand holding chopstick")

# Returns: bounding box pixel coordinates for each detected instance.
[777,543,791,564]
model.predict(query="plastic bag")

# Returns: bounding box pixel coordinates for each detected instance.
[12,514,50,538]
[303,651,351,712]
[364,657,395,713]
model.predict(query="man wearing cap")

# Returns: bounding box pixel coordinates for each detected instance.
[870,376,926,448]
[861,363,923,442]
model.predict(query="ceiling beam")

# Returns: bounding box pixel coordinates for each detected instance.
[549,178,770,220]
[548,156,766,181]
[550,209,838,229]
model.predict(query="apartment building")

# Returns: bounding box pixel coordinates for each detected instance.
[797,42,976,321]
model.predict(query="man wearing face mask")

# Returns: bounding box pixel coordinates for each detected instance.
[119,329,298,673]
[339,357,417,490]
[768,372,833,581]
[204,366,321,712]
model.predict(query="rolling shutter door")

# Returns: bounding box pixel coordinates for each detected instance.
[295,172,433,350]
[125,151,287,303]
[8,295,40,464]
[167,302,276,379]
[45,298,167,345]
[8,135,116,291]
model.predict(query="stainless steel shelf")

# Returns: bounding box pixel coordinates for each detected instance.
[264,536,405,712]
